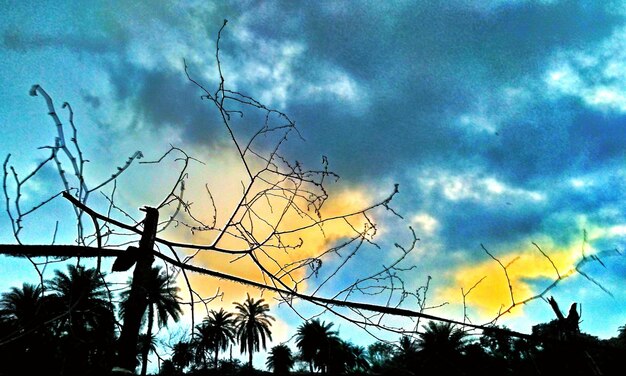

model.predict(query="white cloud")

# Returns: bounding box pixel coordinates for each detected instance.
[588,86,626,109]
[545,63,583,95]
[418,170,546,203]
[233,39,306,108]
[411,212,439,234]
[607,224,626,236]
[304,72,360,103]
[544,26,626,113]
[246,52,364,109]
[217,30,367,110]
[570,178,592,189]
[458,114,497,133]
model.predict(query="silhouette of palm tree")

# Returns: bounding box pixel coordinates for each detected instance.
[233,293,274,369]
[0,283,46,329]
[417,321,467,355]
[48,265,114,334]
[47,264,116,374]
[295,318,338,374]
[326,339,370,374]
[137,333,158,366]
[172,340,194,372]
[417,321,467,374]
[194,308,236,369]
[266,343,295,374]
[0,283,57,374]
[396,334,418,364]
[120,266,182,376]
[366,341,395,371]
[346,343,370,373]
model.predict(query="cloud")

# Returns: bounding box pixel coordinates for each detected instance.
[411,213,439,235]
[7,1,623,190]
[104,62,228,146]
[437,237,584,319]
[176,185,378,312]
[416,169,545,203]
[544,25,626,113]
[228,1,623,189]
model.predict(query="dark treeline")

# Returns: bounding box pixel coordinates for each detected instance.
[1,265,625,376]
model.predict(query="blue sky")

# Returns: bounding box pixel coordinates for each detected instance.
[2,0,626,370]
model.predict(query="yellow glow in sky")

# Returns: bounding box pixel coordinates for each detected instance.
[437,238,585,320]
[176,186,373,318]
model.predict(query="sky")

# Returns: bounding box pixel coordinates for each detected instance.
[2,0,626,371]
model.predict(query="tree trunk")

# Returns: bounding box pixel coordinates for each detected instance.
[547,296,565,321]
[214,347,219,369]
[140,303,154,376]
[113,207,159,374]
[248,337,254,369]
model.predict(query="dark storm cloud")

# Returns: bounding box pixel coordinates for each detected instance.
[104,62,227,146]
[481,100,626,185]
[481,97,581,185]
[244,0,621,90]
[235,1,625,183]
[433,180,626,256]
[465,0,622,80]
[5,1,623,186]
[568,110,626,167]
[284,0,619,81]
[394,151,626,260]
[4,1,623,177]
[439,199,547,250]
[217,1,626,262]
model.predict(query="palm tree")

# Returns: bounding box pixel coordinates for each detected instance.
[347,343,370,373]
[326,339,354,374]
[416,321,467,373]
[0,283,46,329]
[266,344,295,374]
[233,293,275,369]
[159,359,176,376]
[120,266,183,376]
[0,283,57,375]
[47,264,114,335]
[295,320,318,373]
[47,264,116,374]
[172,340,194,372]
[193,321,212,370]
[194,308,236,369]
[366,341,395,371]
[295,319,338,373]
[417,321,467,355]
[137,333,158,367]
[617,324,626,348]
[397,335,418,360]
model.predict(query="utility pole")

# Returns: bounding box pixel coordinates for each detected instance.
[112,207,159,374]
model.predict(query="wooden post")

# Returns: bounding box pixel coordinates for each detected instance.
[112,207,159,375]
